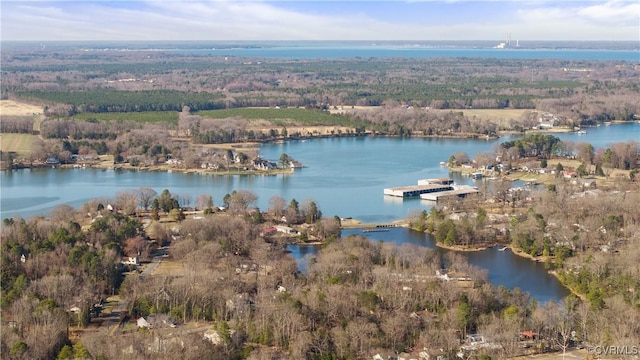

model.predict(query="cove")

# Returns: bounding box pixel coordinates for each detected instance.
[1,123,637,303]
[287,227,571,303]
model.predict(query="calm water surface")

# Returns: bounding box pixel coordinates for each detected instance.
[288,227,570,304]
[2,123,637,303]
[2,123,637,220]
[175,46,639,62]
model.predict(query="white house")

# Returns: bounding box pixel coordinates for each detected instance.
[121,255,139,266]
[137,317,151,328]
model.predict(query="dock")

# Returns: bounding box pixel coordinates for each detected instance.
[384,184,453,197]
[420,185,479,203]
[418,178,454,186]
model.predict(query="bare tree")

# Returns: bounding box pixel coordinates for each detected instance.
[136,187,157,211]
[227,190,258,214]
[195,194,214,210]
[268,195,286,219]
[114,190,138,215]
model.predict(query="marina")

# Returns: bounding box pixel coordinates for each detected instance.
[419,185,480,203]
[384,177,478,203]
[383,184,453,197]
[384,178,456,197]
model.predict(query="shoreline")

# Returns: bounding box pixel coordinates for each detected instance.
[360,222,587,301]
[434,242,493,252]
[504,245,587,301]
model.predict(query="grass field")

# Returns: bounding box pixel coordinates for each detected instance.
[0,100,43,116]
[197,108,350,126]
[151,259,185,277]
[439,109,531,127]
[0,133,37,155]
[72,111,180,124]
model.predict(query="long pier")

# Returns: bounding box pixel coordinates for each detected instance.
[420,186,479,203]
[384,178,479,201]
[383,184,453,197]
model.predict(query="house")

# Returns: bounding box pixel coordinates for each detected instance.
[461,334,501,351]
[203,328,241,345]
[520,331,540,340]
[260,226,277,237]
[137,317,151,328]
[121,255,139,266]
[275,225,298,234]
[45,157,60,165]
[253,157,277,170]
[137,314,176,329]
[289,160,304,168]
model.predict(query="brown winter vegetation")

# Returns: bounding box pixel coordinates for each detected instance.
[2,45,639,172]
[2,46,640,359]
[2,174,639,359]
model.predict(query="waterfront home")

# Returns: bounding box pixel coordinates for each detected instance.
[289,160,304,168]
[45,157,60,165]
[260,226,278,237]
[253,157,277,170]
[275,225,298,234]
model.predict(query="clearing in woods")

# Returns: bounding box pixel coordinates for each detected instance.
[0,133,37,155]
[0,100,43,116]
[329,106,530,127]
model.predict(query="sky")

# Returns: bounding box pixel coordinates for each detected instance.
[1,0,639,42]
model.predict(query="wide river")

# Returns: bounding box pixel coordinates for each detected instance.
[1,123,638,302]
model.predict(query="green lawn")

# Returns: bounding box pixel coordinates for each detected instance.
[71,111,179,125]
[196,108,350,126]
[0,133,37,155]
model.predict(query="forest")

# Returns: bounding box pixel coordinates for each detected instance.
[2,48,639,123]
[1,46,640,360]
[1,168,639,359]
[2,46,639,172]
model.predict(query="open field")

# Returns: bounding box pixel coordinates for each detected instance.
[454,109,530,125]
[72,111,180,124]
[197,107,350,126]
[0,133,37,155]
[151,259,185,277]
[0,99,43,116]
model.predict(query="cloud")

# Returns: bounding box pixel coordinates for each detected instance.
[1,0,638,41]
[513,1,639,40]
[577,1,640,25]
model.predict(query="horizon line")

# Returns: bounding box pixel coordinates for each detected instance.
[2,39,639,43]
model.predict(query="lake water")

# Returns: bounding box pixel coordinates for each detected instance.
[174,44,639,62]
[1,123,637,303]
[288,227,570,304]
[6,123,637,220]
